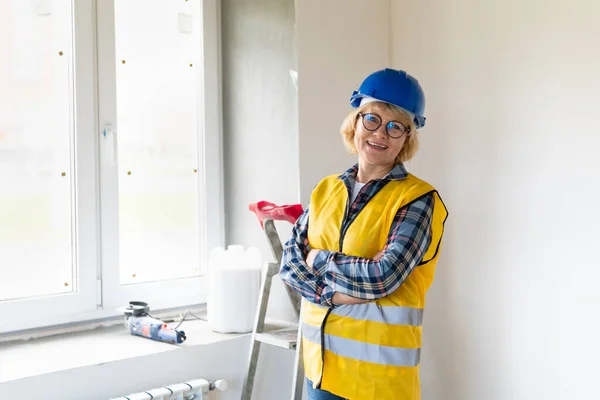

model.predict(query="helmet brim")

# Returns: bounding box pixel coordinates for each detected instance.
[349,92,364,108]
[350,93,426,129]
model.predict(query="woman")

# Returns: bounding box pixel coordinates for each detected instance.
[280,68,448,400]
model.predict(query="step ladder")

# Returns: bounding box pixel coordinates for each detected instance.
[242,202,305,400]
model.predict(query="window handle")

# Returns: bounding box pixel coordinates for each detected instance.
[102,124,118,166]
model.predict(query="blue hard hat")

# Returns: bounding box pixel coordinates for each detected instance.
[350,68,426,129]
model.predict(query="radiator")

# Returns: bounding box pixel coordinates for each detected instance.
[111,378,227,400]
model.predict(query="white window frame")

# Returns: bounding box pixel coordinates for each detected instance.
[1,0,223,335]
[96,0,223,311]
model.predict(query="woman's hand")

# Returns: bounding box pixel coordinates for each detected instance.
[306,248,320,268]
[332,292,369,305]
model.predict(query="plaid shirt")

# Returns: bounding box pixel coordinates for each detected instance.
[279,164,434,307]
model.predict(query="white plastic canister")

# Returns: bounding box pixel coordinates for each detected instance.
[207,245,263,333]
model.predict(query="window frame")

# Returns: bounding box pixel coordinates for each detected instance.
[1,0,223,335]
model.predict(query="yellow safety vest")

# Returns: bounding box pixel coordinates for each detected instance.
[302,172,448,400]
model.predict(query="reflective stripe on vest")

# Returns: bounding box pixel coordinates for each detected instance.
[331,303,424,326]
[302,323,421,367]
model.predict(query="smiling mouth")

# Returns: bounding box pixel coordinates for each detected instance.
[367,140,388,150]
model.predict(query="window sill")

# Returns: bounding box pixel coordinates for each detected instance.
[0,311,246,384]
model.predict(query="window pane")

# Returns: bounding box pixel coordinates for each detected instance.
[0,1,75,301]
[114,0,202,284]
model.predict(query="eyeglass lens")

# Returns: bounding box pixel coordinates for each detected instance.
[361,113,408,138]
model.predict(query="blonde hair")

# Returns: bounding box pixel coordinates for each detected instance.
[340,101,420,164]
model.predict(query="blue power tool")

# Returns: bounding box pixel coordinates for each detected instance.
[124,301,186,344]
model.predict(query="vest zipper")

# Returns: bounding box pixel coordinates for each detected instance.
[338,185,352,252]
[317,190,350,390]
[315,307,333,389]
[317,183,356,389]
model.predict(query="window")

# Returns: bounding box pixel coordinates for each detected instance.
[0,0,223,334]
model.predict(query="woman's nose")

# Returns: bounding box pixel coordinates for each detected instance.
[372,125,388,138]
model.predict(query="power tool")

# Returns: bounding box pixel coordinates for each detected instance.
[123,301,186,344]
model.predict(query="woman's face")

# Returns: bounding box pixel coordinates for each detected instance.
[353,105,409,169]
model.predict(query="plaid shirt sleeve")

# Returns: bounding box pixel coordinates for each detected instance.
[278,207,334,305]
[313,194,435,302]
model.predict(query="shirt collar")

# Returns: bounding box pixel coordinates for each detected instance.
[339,163,408,184]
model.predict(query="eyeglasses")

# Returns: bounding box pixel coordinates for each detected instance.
[358,112,409,139]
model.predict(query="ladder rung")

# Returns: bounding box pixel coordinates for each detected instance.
[255,329,298,349]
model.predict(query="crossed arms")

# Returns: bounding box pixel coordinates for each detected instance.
[279,194,434,306]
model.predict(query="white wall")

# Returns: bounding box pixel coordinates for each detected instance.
[2,337,249,400]
[390,1,600,399]
[1,328,298,400]
[296,0,391,204]
[220,0,301,398]
[221,0,299,324]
